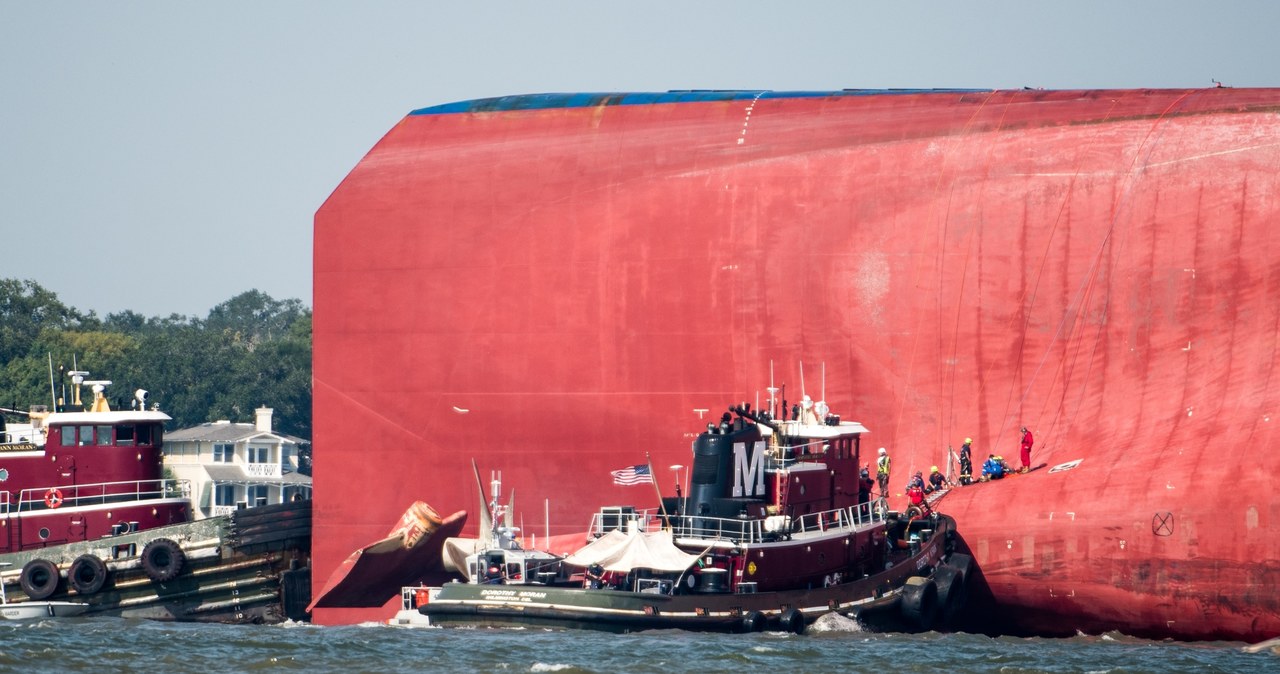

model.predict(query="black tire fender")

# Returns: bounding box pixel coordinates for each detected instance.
[741,610,767,633]
[20,558,60,600]
[778,607,806,635]
[900,576,938,631]
[934,565,968,622]
[141,538,186,582]
[69,554,109,595]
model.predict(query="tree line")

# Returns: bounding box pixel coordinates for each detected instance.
[0,279,312,441]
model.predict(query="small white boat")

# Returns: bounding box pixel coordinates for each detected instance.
[0,563,87,620]
[1,601,88,620]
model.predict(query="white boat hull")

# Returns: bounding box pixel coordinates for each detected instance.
[1,601,88,620]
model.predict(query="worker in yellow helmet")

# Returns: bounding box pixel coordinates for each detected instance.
[875,447,891,498]
[958,437,974,485]
[925,465,948,493]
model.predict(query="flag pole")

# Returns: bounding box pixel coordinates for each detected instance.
[647,452,670,529]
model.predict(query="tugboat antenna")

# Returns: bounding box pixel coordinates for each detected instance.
[47,353,55,409]
[798,360,806,401]
[769,360,775,417]
[821,362,826,405]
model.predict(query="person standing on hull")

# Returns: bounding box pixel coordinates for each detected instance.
[958,438,974,485]
[876,447,891,498]
[1020,426,1034,473]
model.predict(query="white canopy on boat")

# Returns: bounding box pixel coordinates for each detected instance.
[563,528,700,574]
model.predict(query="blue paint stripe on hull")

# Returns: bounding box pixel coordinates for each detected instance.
[410,89,993,116]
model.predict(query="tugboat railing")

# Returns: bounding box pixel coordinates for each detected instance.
[8,478,191,514]
[587,498,886,545]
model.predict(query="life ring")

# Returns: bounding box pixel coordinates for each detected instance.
[20,558,60,600]
[44,488,64,509]
[69,554,109,595]
[141,538,186,582]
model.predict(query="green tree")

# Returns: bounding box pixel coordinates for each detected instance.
[205,290,307,350]
[0,280,96,411]
[0,278,312,440]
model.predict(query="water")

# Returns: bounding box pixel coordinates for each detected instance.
[0,616,1273,674]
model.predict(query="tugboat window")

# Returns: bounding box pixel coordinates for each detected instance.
[96,425,112,445]
[61,427,75,446]
[117,424,136,446]
[78,425,94,446]
[39,527,50,540]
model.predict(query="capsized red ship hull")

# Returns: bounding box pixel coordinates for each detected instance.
[313,89,1280,639]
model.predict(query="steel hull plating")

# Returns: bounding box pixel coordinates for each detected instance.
[314,89,1280,639]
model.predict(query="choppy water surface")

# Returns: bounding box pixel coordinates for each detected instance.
[0,615,1273,674]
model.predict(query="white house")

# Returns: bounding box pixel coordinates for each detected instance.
[163,406,312,519]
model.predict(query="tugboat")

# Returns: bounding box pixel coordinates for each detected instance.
[0,365,310,623]
[419,398,970,634]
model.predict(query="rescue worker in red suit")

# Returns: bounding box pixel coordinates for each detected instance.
[1020,426,1034,473]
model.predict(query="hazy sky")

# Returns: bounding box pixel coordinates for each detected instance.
[3,2,1277,318]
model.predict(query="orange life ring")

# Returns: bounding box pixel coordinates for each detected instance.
[44,488,64,509]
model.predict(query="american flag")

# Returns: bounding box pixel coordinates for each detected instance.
[611,464,653,486]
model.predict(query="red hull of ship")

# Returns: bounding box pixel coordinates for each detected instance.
[313,89,1280,639]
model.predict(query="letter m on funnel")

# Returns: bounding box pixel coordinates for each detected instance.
[732,440,767,497]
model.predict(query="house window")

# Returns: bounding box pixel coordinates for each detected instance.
[215,484,237,506]
[247,446,270,464]
[213,443,234,463]
[248,485,269,507]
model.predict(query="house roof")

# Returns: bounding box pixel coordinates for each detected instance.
[202,464,313,486]
[166,421,306,445]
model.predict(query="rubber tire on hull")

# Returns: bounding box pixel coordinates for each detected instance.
[900,577,939,631]
[69,554,109,595]
[778,608,806,635]
[20,559,60,600]
[141,538,186,582]
[933,566,968,624]
[742,611,767,633]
